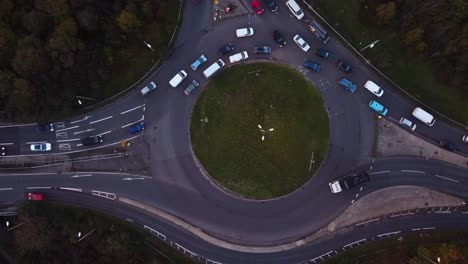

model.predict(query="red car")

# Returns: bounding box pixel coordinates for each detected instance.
[28,192,46,201]
[251,0,264,15]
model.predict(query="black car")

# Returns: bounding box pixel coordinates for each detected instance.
[1,146,6,156]
[439,140,455,152]
[315,48,330,59]
[272,30,286,47]
[254,46,272,54]
[82,135,103,146]
[37,123,54,133]
[264,0,278,12]
[337,60,352,75]
[219,43,234,55]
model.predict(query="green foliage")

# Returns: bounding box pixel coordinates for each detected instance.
[117,5,142,33]
[376,2,396,25]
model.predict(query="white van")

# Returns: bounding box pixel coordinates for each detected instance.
[412,107,435,126]
[229,51,249,63]
[169,70,187,88]
[203,59,225,79]
[236,27,254,38]
[285,0,304,20]
[364,80,384,97]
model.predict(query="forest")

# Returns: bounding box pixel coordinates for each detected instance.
[0,0,176,121]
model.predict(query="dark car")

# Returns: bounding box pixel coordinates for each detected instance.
[304,61,321,72]
[264,0,278,12]
[272,30,286,47]
[439,140,455,152]
[184,80,200,95]
[219,44,234,55]
[254,46,272,54]
[37,123,54,133]
[315,48,330,59]
[1,146,6,156]
[82,135,103,146]
[129,123,145,134]
[337,60,352,75]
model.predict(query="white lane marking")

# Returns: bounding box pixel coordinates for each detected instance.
[434,174,459,183]
[71,174,92,178]
[120,104,145,115]
[143,107,146,112]
[121,118,144,128]
[26,187,52,190]
[141,114,145,120]
[55,125,79,132]
[94,130,111,136]
[422,227,436,230]
[355,218,379,226]
[76,143,83,147]
[0,188,13,191]
[59,187,83,192]
[73,128,95,135]
[91,190,116,200]
[122,177,146,181]
[369,171,390,175]
[70,116,92,124]
[412,228,421,231]
[351,199,355,204]
[56,138,80,143]
[26,141,47,144]
[401,170,425,174]
[89,116,113,124]
[0,123,36,128]
[0,143,14,145]
[359,187,363,191]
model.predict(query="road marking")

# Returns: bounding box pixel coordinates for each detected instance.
[434,174,459,183]
[359,187,363,191]
[55,125,79,132]
[355,218,379,226]
[94,130,111,136]
[26,141,47,144]
[73,128,95,135]
[369,170,390,175]
[120,104,145,115]
[412,228,421,231]
[0,188,13,191]
[26,187,52,189]
[55,131,68,139]
[59,187,82,192]
[422,227,436,230]
[122,121,139,128]
[89,116,113,124]
[0,143,14,145]
[70,116,92,124]
[122,177,146,181]
[56,138,80,142]
[351,199,355,204]
[401,170,425,174]
[58,143,71,151]
[91,190,116,200]
[0,123,36,128]
[71,174,92,178]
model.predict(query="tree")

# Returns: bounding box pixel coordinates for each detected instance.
[376,1,396,25]
[0,70,14,99]
[0,0,14,23]
[15,216,52,253]
[22,10,51,37]
[403,27,424,46]
[36,0,70,20]
[0,26,15,66]
[117,6,142,33]
[47,16,79,68]
[11,47,50,78]
[75,5,99,32]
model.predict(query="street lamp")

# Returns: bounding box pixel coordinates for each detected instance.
[360,39,379,51]
[76,96,97,105]
[77,229,95,242]
[144,41,155,52]
[257,124,274,141]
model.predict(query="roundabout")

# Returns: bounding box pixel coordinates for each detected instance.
[190,62,329,199]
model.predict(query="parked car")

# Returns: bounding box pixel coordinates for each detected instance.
[184,80,200,95]
[219,43,234,55]
[315,48,330,58]
[439,140,455,152]
[37,123,54,133]
[254,46,271,54]
[229,51,249,63]
[251,0,264,15]
[236,27,255,38]
[30,143,52,152]
[191,55,207,70]
[169,70,187,88]
[264,0,278,12]
[338,78,357,93]
[368,100,388,116]
[140,81,157,95]
[304,61,321,72]
[82,135,103,146]
[337,60,352,75]
[293,35,310,52]
[272,30,286,47]
[463,135,468,143]
[329,171,370,193]
[28,192,46,201]
[399,117,417,131]
[129,123,145,133]
[1,146,6,156]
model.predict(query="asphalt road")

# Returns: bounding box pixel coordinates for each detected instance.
[1,0,468,263]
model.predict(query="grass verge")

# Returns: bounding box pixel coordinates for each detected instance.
[190,62,330,199]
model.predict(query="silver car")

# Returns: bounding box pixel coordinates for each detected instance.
[30,143,52,152]
[140,81,157,96]
[399,117,416,131]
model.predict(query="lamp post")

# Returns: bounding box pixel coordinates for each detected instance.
[77,229,95,242]
[144,41,154,52]
[360,39,379,51]
[76,96,97,105]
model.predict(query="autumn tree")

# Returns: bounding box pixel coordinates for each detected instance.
[376,1,396,25]
[47,16,80,68]
[403,27,424,46]
[0,26,15,66]
[11,47,50,78]
[117,4,142,33]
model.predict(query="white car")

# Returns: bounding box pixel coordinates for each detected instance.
[462,135,468,143]
[169,70,187,88]
[229,51,249,63]
[399,117,416,131]
[293,35,310,52]
[236,27,255,38]
[30,143,52,152]
[140,81,157,95]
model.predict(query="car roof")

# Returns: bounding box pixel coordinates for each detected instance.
[370,100,383,109]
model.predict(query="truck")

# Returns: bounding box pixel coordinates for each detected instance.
[328,171,370,193]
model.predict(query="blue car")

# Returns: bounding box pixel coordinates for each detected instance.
[369,100,388,116]
[304,61,321,72]
[338,78,357,92]
[191,55,207,70]
[129,122,145,133]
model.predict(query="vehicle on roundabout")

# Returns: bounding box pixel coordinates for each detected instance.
[329,171,370,193]
[293,34,310,52]
[229,51,249,63]
[140,81,157,96]
[219,43,234,55]
[1,146,6,156]
[369,100,388,116]
[338,78,357,93]
[27,192,46,201]
[463,135,468,143]
[129,123,145,133]
[364,80,384,97]
[272,30,286,47]
[236,27,255,38]
[37,123,54,133]
[315,48,330,58]
[82,135,103,146]
[304,61,321,72]
[439,140,455,152]
[399,117,417,131]
[169,70,187,88]
[184,80,200,95]
[30,143,51,152]
[254,46,271,54]
[337,60,352,75]
[251,0,264,15]
[191,55,207,70]
[264,0,278,12]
